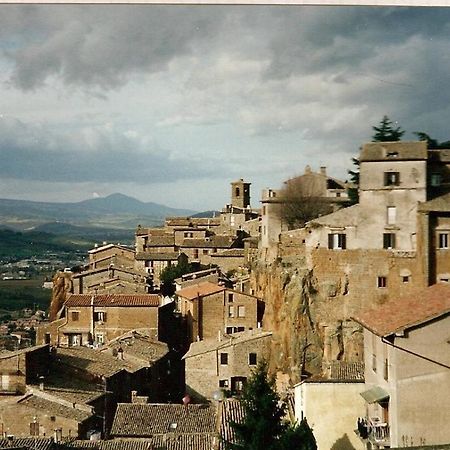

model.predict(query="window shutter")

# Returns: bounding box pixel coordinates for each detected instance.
[341,234,347,249]
[328,234,333,249]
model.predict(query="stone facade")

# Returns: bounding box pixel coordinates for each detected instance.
[183,330,272,401]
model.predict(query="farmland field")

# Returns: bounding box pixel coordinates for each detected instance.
[0,279,51,312]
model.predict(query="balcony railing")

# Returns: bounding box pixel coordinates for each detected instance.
[356,417,390,446]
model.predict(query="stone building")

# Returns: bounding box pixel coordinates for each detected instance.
[294,361,366,450]
[183,330,272,401]
[0,345,49,395]
[176,281,264,343]
[260,166,349,254]
[353,283,450,449]
[37,294,160,347]
[87,244,135,271]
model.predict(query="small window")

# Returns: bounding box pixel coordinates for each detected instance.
[95,333,104,345]
[438,233,449,249]
[328,233,346,250]
[377,276,387,288]
[203,249,208,255]
[50,416,56,422]
[235,187,240,197]
[228,306,234,318]
[94,311,106,322]
[402,276,410,283]
[220,353,228,365]
[226,327,233,334]
[169,422,178,431]
[249,353,257,366]
[383,233,396,249]
[384,172,400,186]
[387,206,396,225]
[384,358,389,381]
[372,353,377,373]
[219,379,229,388]
[237,305,246,318]
[228,293,234,303]
[431,173,442,187]
[71,311,79,322]
[30,421,39,436]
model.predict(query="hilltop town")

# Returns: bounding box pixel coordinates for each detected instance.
[1,139,450,450]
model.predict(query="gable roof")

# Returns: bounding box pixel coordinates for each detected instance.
[110,403,216,437]
[0,437,53,450]
[88,244,134,255]
[176,282,225,301]
[65,294,160,308]
[219,399,245,446]
[360,141,428,162]
[183,330,273,359]
[353,283,450,337]
[418,192,450,213]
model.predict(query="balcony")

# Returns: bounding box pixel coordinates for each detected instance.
[356,417,390,447]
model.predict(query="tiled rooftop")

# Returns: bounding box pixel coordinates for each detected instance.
[181,235,236,248]
[110,403,216,437]
[0,437,53,450]
[0,344,48,360]
[135,252,181,261]
[88,244,134,255]
[353,283,450,337]
[102,330,169,364]
[65,294,160,308]
[176,282,225,301]
[360,141,428,161]
[18,394,93,422]
[56,346,149,378]
[183,330,273,359]
[306,361,365,383]
[219,399,245,446]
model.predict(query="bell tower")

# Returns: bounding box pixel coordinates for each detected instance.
[231,179,251,209]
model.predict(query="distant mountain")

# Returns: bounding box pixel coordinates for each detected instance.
[0,194,197,231]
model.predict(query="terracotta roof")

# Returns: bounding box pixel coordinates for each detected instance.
[183,330,273,359]
[57,346,151,377]
[0,437,53,450]
[65,436,216,450]
[72,266,142,279]
[110,403,216,437]
[65,294,160,307]
[0,344,48,360]
[181,235,236,248]
[304,361,365,383]
[101,330,169,364]
[17,394,93,422]
[219,399,245,446]
[360,141,428,161]
[353,283,450,337]
[88,244,134,255]
[144,236,175,247]
[176,282,225,301]
[135,252,182,261]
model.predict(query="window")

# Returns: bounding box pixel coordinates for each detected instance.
[95,333,104,345]
[237,305,246,318]
[387,206,396,225]
[30,421,39,436]
[45,333,51,344]
[328,233,346,250]
[235,187,240,197]
[402,276,410,283]
[94,311,106,322]
[203,249,209,255]
[438,233,449,249]
[219,379,229,388]
[228,293,234,303]
[193,249,199,259]
[71,311,79,322]
[377,276,387,288]
[431,173,442,187]
[68,334,81,347]
[384,172,400,186]
[383,233,396,249]
[262,206,266,215]
[249,353,257,366]
[220,353,228,365]
[228,306,234,318]
[169,422,178,431]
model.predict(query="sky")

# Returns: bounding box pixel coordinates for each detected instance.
[1,5,450,211]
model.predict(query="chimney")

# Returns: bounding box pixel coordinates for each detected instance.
[131,391,137,403]
[305,165,312,174]
[117,346,124,360]
[39,376,45,391]
[320,166,327,176]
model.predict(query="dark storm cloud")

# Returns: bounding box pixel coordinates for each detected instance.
[0,5,226,90]
[0,117,230,183]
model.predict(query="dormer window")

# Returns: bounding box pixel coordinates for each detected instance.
[384,172,400,186]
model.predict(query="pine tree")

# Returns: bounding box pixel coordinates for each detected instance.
[347,156,360,204]
[372,115,404,142]
[224,361,287,450]
[277,418,317,450]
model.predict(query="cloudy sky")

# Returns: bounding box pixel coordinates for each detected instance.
[1,5,449,211]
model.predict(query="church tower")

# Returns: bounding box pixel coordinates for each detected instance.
[231,179,251,209]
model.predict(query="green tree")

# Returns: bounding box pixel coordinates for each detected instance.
[159,259,192,296]
[277,418,317,450]
[413,132,450,149]
[224,361,287,450]
[347,156,360,204]
[372,115,404,142]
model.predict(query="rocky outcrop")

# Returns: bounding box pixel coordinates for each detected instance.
[49,272,73,321]
[252,252,363,385]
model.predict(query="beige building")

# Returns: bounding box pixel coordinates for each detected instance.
[261,166,349,253]
[87,244,135,271]
[37,294,160,347]
[176,281,264,343]
[294,361,366,450]
[183,330,272,401]
[353,283,450,449]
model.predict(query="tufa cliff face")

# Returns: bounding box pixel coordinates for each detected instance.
[251,252,364,385]
[49,272,73,321]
